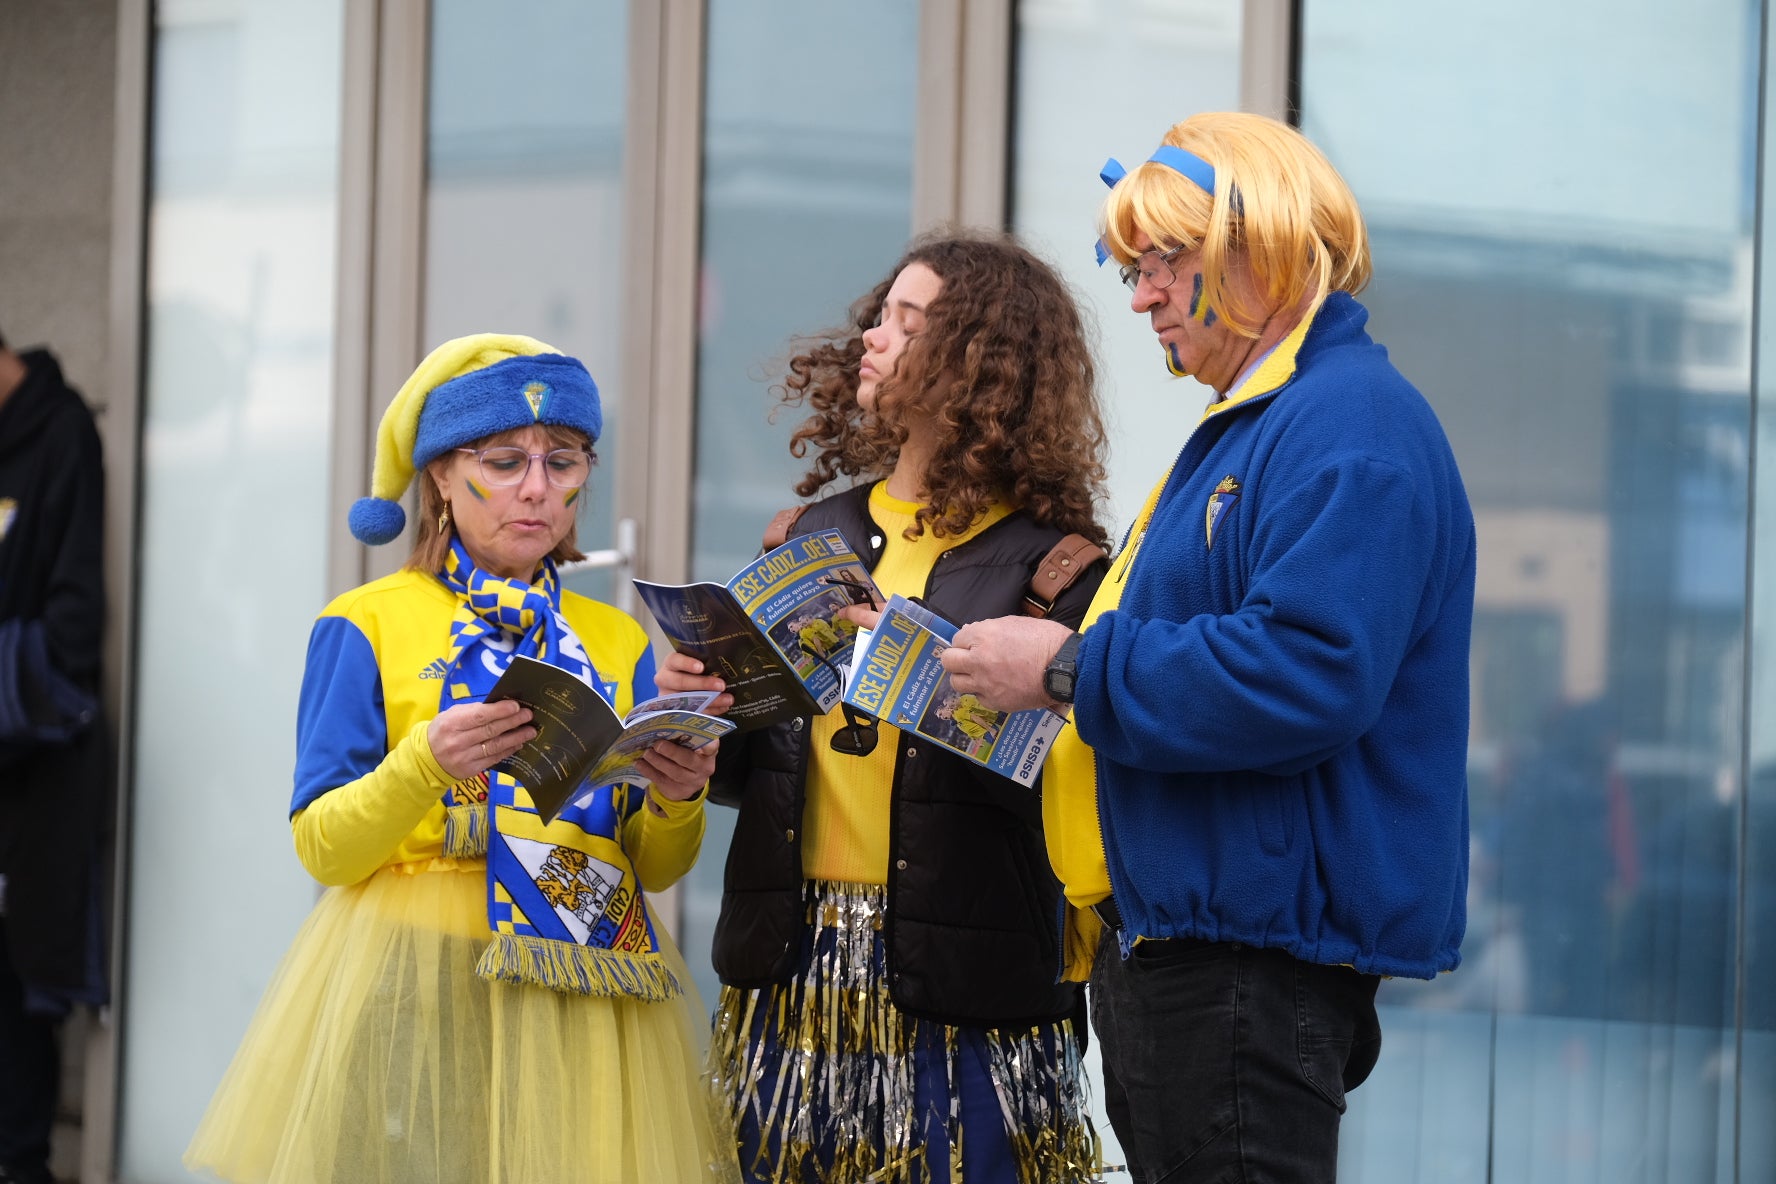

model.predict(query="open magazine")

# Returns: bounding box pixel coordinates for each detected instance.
[633,528,881,733]
[485,654,735,824]
[842,595,1066,788]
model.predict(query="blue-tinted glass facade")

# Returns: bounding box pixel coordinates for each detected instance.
[96,3,1776,1178]
[679,0,919,1007]
[425,0,629,603]
[1301,2,1767,1177]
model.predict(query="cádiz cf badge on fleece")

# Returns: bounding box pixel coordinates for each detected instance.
[1205,476,1240,549]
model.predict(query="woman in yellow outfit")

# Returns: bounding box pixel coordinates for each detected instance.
[185,335,738,1184]
[661,232,1111,1184]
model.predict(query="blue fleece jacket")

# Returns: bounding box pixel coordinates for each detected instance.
[1074,292,1476,979]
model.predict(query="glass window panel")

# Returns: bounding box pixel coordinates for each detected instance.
[1012,0,1244,538]
[1010,2,1243,1168]
[1744,1,1776,1177]
[119,1,344,1177]
[424,0,627,603]
[689,0,920,585]
[679,0,919,1007]
[1301,2,1756,1179]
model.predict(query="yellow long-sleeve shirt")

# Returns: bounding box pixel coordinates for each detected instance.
[802,485,1010,883]
[288,568,705,891]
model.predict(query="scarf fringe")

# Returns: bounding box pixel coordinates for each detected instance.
[475,931,682,1000]
[443,802,490,858]
[708,881,1099,1184]
[437,545,671,1000]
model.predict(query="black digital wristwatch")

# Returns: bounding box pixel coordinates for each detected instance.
[1042,632,1084,705]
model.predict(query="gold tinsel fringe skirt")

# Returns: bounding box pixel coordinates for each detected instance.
[708,880,1098,1184]
[184,858,739,1184]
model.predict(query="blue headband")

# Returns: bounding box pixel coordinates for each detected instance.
[1094,146,1220,265]
[412,352,602,470]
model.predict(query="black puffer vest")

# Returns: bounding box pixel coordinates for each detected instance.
[709,484,1107,1029]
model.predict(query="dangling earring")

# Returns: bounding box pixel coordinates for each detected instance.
[438,502,453,533]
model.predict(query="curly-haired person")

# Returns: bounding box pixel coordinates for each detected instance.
[660,231,1111,1184]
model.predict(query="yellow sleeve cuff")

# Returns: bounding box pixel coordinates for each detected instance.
[623,786,707,893]
[1060,903,1104,983]
[648,784,708,820]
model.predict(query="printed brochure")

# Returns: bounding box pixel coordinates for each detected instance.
[633,527,881,733]
[485,654,735,824]
[842,595,1066,788]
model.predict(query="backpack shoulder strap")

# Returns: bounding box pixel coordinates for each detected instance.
[1023,534,1107,619]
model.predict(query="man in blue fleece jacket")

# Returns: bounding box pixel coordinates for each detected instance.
[941,112,1476,1183]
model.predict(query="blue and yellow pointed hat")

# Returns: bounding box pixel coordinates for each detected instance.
[347,332,603,545]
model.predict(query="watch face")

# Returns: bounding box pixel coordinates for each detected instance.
[1044,633,1082,702]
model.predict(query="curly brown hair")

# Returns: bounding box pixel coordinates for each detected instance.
[778,230,1109,546]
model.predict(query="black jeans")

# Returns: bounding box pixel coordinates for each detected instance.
[1090,931,1381,1184]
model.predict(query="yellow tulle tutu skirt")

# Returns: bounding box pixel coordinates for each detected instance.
[184,858,739,1184]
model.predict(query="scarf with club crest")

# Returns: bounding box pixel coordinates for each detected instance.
[437,539,679,1000]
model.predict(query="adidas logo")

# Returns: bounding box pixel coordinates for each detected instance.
[418,658,449,680]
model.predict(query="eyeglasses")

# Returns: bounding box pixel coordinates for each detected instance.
[1118,243,1192,293]
[799,641,879,756]
[455,446,593,489]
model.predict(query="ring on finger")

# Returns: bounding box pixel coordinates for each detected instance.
[480,740,489,759]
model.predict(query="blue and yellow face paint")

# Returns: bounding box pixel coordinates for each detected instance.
[1160,272,1220,378]
[563,488,581,508]
[1188,273,1218,327]
[1156,274,1218,377]
[465,478,489,501]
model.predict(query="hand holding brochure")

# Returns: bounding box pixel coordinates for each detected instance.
[485,655,735,824]
[634,528,881,733]
[843,595,1065,788]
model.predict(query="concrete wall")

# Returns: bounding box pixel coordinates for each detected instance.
[0,0,118,408]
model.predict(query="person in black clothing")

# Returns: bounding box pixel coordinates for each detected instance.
[660,231,1112,1184]
[0,326,107,1184]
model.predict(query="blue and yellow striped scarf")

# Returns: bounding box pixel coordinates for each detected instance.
[438,540,679,1000]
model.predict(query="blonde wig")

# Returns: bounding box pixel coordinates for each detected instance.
[1099,112,1372,338]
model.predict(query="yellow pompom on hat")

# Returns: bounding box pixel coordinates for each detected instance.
[348,332,603,545]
